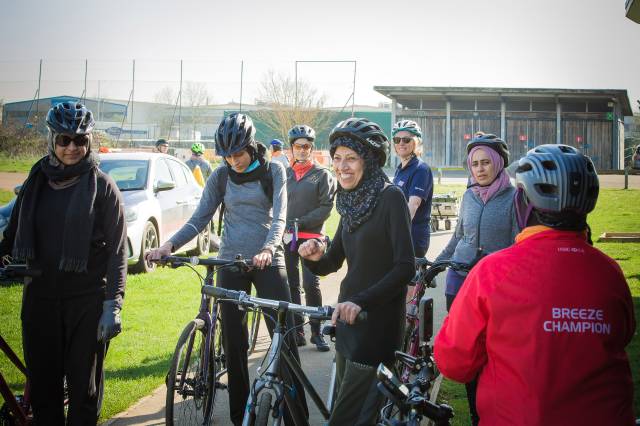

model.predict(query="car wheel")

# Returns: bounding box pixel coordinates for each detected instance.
[188,224,210,257]
[131,221,159,274]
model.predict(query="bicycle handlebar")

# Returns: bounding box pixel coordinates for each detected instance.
[152,255,253,270]
[0,264,42,280]
[416,259,474,288]
[201,285,367,323]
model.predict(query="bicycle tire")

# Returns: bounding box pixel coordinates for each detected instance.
[255,392,272,426]
[165,319,216,426]
[247,310,261,355]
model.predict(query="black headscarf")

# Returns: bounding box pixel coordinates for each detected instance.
[12,146,99,273]
[226,142,270,185]
[332,137,389,232]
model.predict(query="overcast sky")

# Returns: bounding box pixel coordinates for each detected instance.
[1,0,639,112]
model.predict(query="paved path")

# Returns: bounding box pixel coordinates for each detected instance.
[104,231,454,426]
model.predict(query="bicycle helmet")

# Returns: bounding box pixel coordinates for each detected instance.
[156,138,168,148]
[270,139,284,149]
[215,113,256,157]
[466,133,509,165]
[288,125,316,143]
[515,144,599,226]
[392,119,422,138]
[329,117,389,166]
[191,142,205,155]
[46,101,95,136]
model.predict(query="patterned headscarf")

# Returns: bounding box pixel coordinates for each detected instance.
[331,137,389,232]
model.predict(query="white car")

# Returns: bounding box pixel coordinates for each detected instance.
[99,152,211,273]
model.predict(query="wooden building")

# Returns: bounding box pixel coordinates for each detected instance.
[374,87,633,170]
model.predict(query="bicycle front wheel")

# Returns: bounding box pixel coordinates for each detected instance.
[165,319,216,426]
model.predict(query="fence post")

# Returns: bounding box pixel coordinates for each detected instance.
[624,168,629,190]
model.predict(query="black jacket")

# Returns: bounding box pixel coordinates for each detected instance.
[0,170,127,304]
[305,185,415,366]
[286,163,336,234]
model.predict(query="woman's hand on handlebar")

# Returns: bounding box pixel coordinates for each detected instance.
[332,301,362,325]
[252,249,272,269]
[145,242,173,262]
[298,239,325,261]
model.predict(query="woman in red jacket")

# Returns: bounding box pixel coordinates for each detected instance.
[434,144,635,425]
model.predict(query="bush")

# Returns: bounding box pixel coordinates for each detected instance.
[0,126,47,158]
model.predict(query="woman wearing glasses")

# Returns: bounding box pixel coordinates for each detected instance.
[391,120,434,258]
[284,124,336,351]
[0,102,127,424]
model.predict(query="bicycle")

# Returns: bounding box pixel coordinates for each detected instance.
[0,264,106,425]
[152,255,253,426]
[377,291,454,426]
[200,285,365,426]
[400,259,471,384]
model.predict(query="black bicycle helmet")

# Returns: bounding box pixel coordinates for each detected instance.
[46,101,95,136]
[215,113,256,157]
[155,138,168,148]
[288,124,316,143]
[515,144,599,218]
[466,133,509,165]
[392,119,422,138]
[329,117,389,166]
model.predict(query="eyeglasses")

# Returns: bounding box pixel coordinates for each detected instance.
[393,137,414,145]
[292,143,313,151]
[55,134,90,148]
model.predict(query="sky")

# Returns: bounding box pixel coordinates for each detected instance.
[1,0,639,112]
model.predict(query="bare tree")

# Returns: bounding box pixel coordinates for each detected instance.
[152,86,179,138]
[183,81,212,139]
[154,86,177,105]
[254,70,335,148]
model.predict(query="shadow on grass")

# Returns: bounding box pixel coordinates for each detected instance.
[0,280,23,289]
[105,354,171,382]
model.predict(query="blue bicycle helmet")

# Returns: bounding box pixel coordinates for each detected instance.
[270,139,284,149]
[46,101,95,136]
[215,113,256,157]
[288,125,316,143]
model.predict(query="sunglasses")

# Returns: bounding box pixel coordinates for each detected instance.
[292,143,313,151]
[55,134,90,148]
[393,137,414,145]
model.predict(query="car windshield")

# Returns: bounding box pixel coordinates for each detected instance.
[99,159,149,191]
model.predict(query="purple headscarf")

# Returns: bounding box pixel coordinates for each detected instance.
[467,145,512,204]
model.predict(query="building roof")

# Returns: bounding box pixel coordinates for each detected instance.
[374,86,633,116]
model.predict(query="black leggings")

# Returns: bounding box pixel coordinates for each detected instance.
[284,241,322,335]
[21,290,105,426]
[217,265,308,425]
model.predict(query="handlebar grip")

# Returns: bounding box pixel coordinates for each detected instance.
[201,285,241,300]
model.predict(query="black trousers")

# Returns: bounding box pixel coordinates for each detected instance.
[21,289,105,426]
[284,241,322,335]
[217,265,308,426]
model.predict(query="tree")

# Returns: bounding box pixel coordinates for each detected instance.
[183,81,212,139]
[152,86,179,139]
[254,70,335,148]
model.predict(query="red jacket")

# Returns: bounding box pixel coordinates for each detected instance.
[434,227,635,425]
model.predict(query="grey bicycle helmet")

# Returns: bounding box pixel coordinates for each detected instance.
[392,119,422,138]
[215,113,256,157]
[288,125,316,143]
[515,144,599,223]
[329,117,389,166]
[46,101,95,136]
[466,133,509,165]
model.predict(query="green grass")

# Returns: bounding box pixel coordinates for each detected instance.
[438,188,640,424]
[0,189,14,204]
[0,155,38,173]
[1,186,637,423]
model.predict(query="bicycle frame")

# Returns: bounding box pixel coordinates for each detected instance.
[201,285,342,426]
[0,335,30,426]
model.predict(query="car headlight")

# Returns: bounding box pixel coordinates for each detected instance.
[125,207,138,223]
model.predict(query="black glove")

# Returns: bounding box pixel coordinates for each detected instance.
[97,299,122,342]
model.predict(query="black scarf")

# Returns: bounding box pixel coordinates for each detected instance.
[13,153,99,272]
[332,137,389,232]
[226,143,269,185]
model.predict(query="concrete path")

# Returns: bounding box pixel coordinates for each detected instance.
[104,231,454,425]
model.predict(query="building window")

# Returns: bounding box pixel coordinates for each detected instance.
[476,100,501,111]
[506,100,530,111]
[561,101,586,112]
[451,100,475,111]
[532,101,556,112]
